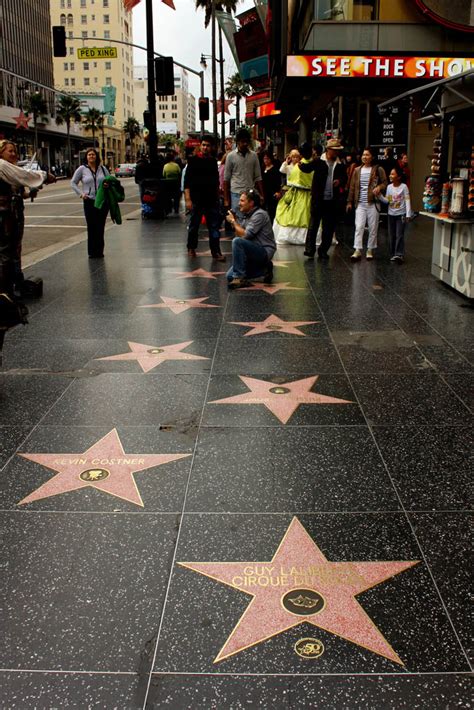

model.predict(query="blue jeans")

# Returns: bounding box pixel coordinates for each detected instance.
[388,215,406,257]
[187,203,221,252]
[226,237,270,280]
[231,192,243,220]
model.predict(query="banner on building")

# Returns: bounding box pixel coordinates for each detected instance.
[216,11,240,70]
[287,55,474,79]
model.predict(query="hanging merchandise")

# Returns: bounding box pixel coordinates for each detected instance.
[440,181,451,216]
[423,176,442,212]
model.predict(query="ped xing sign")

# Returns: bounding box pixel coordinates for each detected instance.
[77,47,118,60]
[287,55,474,79]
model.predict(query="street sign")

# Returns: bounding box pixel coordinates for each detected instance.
[77,47,118,60]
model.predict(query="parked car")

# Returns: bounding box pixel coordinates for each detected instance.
[17,159,42,171]
[115,163,136,177]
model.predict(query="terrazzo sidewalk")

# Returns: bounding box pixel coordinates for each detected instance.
[0,208,472,709]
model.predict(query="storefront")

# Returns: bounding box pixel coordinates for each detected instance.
[380,70,474,298]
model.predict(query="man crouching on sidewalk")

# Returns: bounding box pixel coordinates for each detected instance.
[225,190,276,290]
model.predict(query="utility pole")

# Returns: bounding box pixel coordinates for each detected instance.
[145,0,158,161]
[218,25,225,152]
[211,2,218,138]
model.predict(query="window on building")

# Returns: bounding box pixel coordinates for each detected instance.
[67,13,73,25]
[80,0,86,6]
[60,0,65,7]
[60,13,66,25]
[162,113,165,119]
[103,14,109,23]
[93,62,97,68]
[63,62,68,71]
[91,14,95,20]
[82,31,87,37]
[92,30,96,36]
[69,47,74,55]
[94,78,98,83]
[70,62,75,70]
[103,0,109,6]
[105,77,112,86]
[67,0,72,6]
[84,78,90,86]
[105,62,111,70]
[172,104,177,110]
[81,14,87,23]
[83,62,89,70]
[71,78,75,86]
[104,30,110,38]
[68,31,73,38]
[65,78,69,86]
[172,112,177,119]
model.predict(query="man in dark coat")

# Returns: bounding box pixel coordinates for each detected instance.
[299,138,347,259]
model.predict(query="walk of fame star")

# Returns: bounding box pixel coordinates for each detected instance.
[179,517,419,664]
[210,375,352,424]
[18,429,190,507]
[240,283,306,295]
[229,314,320,337]
[95,341,209,373]
[139,296,220,314]
[174,268,225,280]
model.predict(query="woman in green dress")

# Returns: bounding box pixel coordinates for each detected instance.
[273,144,313,245]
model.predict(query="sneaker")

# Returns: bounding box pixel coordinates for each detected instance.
[228,277,251,290]
[263,261,274,284]
[212,252,226,262]
[366,249,374,260]
[390,255,397,262]
[351,249,362,261]
[187,248,197,258]
[394,255,404,263]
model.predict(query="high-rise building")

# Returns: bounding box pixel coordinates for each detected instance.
[134,66,196,139]
[0,0,55,114]
[50,0,135,127]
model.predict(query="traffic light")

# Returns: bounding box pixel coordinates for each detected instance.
[143,110,153,130]
[229,118,236,134]
[52,26,67,57]
[199,97,209,122]
[155,57,174,95]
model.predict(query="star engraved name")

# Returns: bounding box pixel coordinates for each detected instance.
[230,564,364,588]
[53,458,146,466]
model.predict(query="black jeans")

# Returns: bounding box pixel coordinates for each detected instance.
[83,199,108,257]
[388,215,406,257]
[305,199,340,256]
[187,202,221,252]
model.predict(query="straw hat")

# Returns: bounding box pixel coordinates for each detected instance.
[326,138,344,150]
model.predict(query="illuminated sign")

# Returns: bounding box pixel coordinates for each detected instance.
[256,102,281,118]
[287,56,474,79]
[77,47,118,60]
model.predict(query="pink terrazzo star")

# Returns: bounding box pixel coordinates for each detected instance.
[229,314,319,337]
[139,296,221,314]
[240,282,306,295]
[18,429,190,507]
[95,341,209,373]
[210,375,352,423]
[174,268,226,280]
[179,516,419,664]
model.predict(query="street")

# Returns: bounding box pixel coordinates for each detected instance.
[22,177,141,267]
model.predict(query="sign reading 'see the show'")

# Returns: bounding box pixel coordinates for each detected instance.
[287,56,474,79]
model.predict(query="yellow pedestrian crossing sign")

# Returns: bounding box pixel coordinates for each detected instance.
[77,47,118,60]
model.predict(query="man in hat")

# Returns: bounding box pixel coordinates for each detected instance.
[299,138,347,259]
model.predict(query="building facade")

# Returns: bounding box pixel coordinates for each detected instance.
[134,66,196,139]
[268,0,473,208]
[50,0,135,128]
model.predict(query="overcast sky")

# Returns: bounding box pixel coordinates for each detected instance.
[132,0,254,119]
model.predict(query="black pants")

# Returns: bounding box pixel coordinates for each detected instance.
[0,210,18,296]
[305,199,340,256]
[83,199,108,257]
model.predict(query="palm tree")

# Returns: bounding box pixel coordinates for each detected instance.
[24,91,49,155]
[83,108,102,148]
[225,73,251,128]
[55,94,82,175]
[195,0,239,137]
[123,117,140,160]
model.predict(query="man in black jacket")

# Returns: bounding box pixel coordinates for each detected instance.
[184,135,224,260]
[300,139,347,259]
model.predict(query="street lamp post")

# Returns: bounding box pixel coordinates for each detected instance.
[200,53,224,143]
[145,0,158,162]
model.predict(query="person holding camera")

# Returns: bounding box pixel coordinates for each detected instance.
[225,190,276,290]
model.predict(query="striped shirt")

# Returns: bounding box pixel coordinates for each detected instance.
[359,167,372,204]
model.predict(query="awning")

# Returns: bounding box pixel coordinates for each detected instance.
[378,68,474,113]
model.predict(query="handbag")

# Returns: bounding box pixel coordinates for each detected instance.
[0,292,29,329]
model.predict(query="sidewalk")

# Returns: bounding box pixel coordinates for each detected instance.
[0,214,472,708]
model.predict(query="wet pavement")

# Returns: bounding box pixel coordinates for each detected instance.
[0,212,472,708]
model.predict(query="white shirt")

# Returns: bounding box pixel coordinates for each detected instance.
[380,183,413,217]
[0,159,45,189]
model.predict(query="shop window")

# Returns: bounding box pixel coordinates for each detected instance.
[314,0,376,21]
